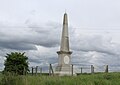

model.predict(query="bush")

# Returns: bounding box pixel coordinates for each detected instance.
[3,52,29,75]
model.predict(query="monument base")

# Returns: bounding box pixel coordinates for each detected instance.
[55,65,76,76]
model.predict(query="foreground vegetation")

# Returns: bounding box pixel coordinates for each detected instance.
[0,72,120,85]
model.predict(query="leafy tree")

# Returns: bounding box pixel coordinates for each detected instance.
[3,52,29,75]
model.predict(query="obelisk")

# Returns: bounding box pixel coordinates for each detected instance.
[55,13,75,76]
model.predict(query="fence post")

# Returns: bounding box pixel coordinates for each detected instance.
[71,64,73,76]
[51,64,54,76]
[32,67,34,76]
[93,66,94,73]
[36,66,38,76]
[40,67,42,75]
[81,67,82,74]
[105,65,108,73]
[49,64,54,76]
[49,64,51,76]
[91,65,94,74]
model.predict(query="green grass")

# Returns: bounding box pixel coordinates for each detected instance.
[0,73,120,85]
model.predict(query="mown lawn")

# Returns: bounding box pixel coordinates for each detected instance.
[0,73,120,85]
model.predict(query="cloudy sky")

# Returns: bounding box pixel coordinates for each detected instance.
[0,0,120,71]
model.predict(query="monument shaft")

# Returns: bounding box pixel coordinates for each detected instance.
[60,13,69,52]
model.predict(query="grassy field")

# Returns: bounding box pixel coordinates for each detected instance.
[0,73,120,85]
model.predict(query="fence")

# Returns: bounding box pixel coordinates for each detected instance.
[0,64,119,75]
[28,64,120,76]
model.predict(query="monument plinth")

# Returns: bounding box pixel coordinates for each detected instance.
[55,13,76,76]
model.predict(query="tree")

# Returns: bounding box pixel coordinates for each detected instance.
[3,52,29,75]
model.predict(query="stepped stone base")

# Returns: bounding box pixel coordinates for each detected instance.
[55,65,76,76]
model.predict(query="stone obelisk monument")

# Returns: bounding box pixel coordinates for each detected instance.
[55,13,76,76]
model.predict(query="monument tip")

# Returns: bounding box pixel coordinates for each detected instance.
[64,9,67,14]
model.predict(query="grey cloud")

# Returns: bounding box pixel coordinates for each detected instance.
[72,35,119,56]
[72,51,93,65]
[25,20,61,47]
[29,57,57,64]
[0,21,61,50]
[72,50,120,68]
[0,31,37,50]
[29,58,44,64]
[0,42,37,50]
[48,57,57,64]
[69,31,120,67]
